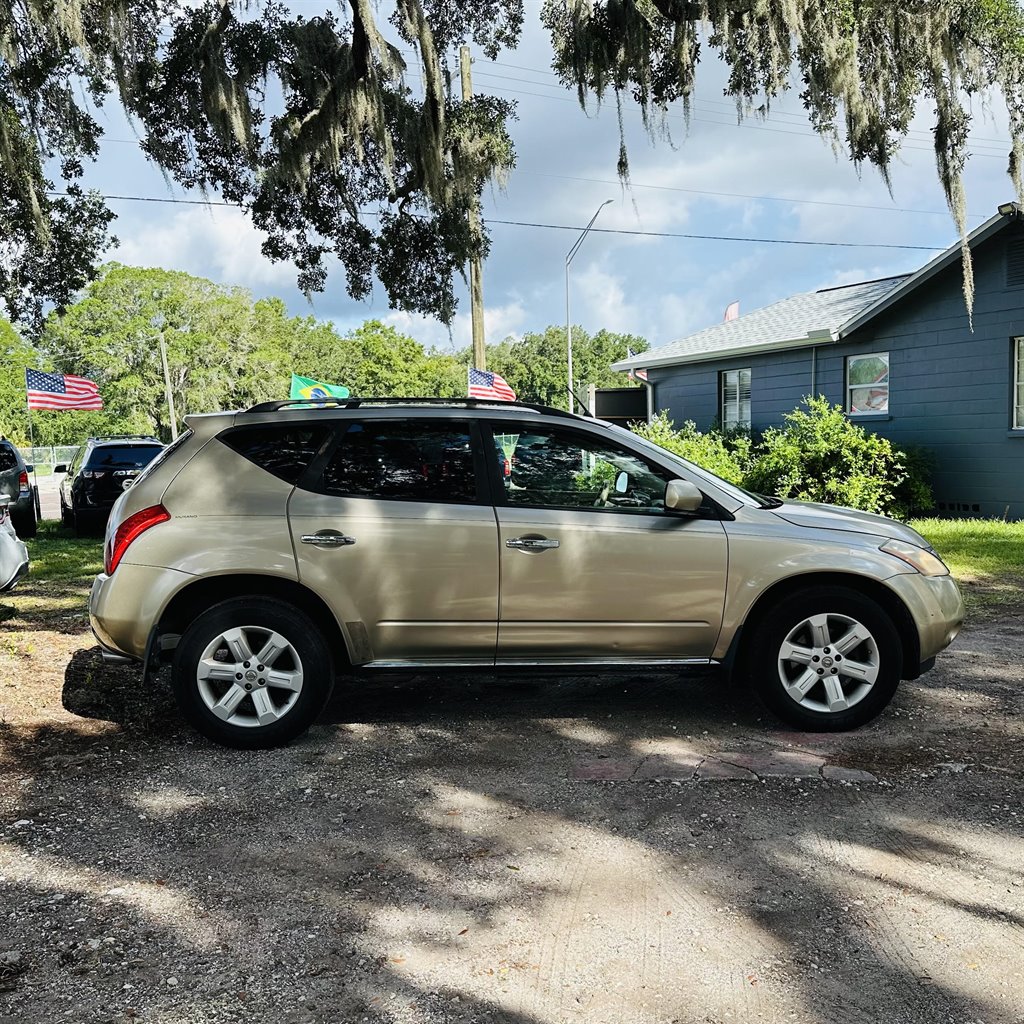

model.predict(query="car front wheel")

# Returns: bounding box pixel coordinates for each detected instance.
[747,586,903,732]
[172,597,334,748]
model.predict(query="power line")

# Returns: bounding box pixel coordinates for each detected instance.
[46,190,944,251]
[511,170,986,220]
[92,137,984,219]
[485,218,943,251]
[476,57,1015,150]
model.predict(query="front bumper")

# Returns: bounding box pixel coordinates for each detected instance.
[887,572,965,666]
[90,562,193,659]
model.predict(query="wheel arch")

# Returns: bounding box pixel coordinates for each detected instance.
[727,571,921,681]
[155,574,353,672]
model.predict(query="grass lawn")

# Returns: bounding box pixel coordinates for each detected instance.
[911,517,1024,614]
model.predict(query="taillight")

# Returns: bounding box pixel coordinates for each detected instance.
[18,471,28,490]
[104,504,170,575]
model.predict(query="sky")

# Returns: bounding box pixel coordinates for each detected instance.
[85,6,1018,358]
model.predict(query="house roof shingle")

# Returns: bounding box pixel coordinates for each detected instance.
[613,204,1020,373]
[614,275,909,371]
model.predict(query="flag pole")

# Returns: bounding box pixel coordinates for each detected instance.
[24,369,39,509]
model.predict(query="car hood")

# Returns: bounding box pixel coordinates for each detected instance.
[770,501,930,546]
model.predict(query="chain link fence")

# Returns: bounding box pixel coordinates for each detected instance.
[23,446,79,469]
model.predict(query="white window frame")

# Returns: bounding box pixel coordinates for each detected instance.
[1014,337,1024,430]
[846,352,890,415]
[720,368,751,430]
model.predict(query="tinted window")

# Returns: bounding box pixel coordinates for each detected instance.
[321,421,476,502]
[0,445,18,472]
[493,424,674,513]
[221,425,330,484]
[86,445,164,470]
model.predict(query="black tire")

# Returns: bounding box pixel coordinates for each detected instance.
[11,507,36,539]
[172,597,334,749]
[746,585,903,732]
[60,497,72,528]
[73,509,104,536]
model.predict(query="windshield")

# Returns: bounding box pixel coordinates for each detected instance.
[608,424,781,508]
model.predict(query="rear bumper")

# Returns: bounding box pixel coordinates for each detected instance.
[90,563,193,659]
[887,572,965,668]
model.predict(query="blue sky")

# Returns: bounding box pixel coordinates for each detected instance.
[86,8,1015,355]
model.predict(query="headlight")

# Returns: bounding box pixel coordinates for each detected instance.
[880,539,950,576]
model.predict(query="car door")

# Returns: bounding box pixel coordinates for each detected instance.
[289,417,500,666]
[487,420,729,663]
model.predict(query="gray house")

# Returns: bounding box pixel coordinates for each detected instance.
[614,203,1024,519]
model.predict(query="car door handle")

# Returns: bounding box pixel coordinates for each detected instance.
[506,536,559,551]
[301,530,356,548]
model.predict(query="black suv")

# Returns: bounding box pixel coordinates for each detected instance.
[56,436,165,534]
[0,437,40,538]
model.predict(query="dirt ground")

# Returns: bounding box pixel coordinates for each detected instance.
[2,567,1024,1024]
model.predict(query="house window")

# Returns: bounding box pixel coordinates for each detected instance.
[847,352,889,414]
[1014,338,1024,429]
[720,368,751,430]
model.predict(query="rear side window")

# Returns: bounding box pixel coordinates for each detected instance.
[0,445,18,472]
[221,425,330,484]
[319,421,477,502]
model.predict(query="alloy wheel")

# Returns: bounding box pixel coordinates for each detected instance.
[195,625,304,728]
[776,612,880,714]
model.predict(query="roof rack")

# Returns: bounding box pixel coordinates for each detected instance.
[87,434,162,443]
[244,396,591,420]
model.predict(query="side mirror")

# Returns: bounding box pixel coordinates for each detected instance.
[54,464,67,474]
[25,464,33,473]
[665,479,703,513]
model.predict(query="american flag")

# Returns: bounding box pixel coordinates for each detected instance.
[25,368,103,410]
[468,367,516,402]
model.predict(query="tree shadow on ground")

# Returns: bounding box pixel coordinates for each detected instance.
[0,636,1020,1023]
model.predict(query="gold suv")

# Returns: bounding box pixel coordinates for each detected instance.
[89,398,964,748]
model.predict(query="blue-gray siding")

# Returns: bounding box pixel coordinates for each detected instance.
[649,228,1024,518]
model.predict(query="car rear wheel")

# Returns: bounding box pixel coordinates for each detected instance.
[172,597,334,748]
[747,586,903,732]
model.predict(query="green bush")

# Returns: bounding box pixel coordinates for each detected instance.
[743,396,932,518]
[632,412,750,485]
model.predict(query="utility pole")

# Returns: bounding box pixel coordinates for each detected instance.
[460,44,486,370]
[151,310,178,441]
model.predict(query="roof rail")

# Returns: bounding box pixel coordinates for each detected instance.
[244,396,591,419]
[87,434,162,443]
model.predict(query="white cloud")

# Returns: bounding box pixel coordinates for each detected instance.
[380,299,529,351]
[113,205,298,292]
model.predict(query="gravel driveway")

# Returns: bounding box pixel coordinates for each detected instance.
[2,572,1023,1024]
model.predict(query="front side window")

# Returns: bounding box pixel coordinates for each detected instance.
[1014,337,1024,429]
[847,352,889,414]
[493,424,676,513]
[321,421,477,503]
[720,368,751,430]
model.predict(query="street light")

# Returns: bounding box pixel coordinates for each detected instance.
[566,198,613,413]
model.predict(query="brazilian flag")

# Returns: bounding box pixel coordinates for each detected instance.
[289,373,350,401]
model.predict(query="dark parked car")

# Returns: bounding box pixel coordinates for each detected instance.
[56,436,164,534]
[0,437,40,538]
